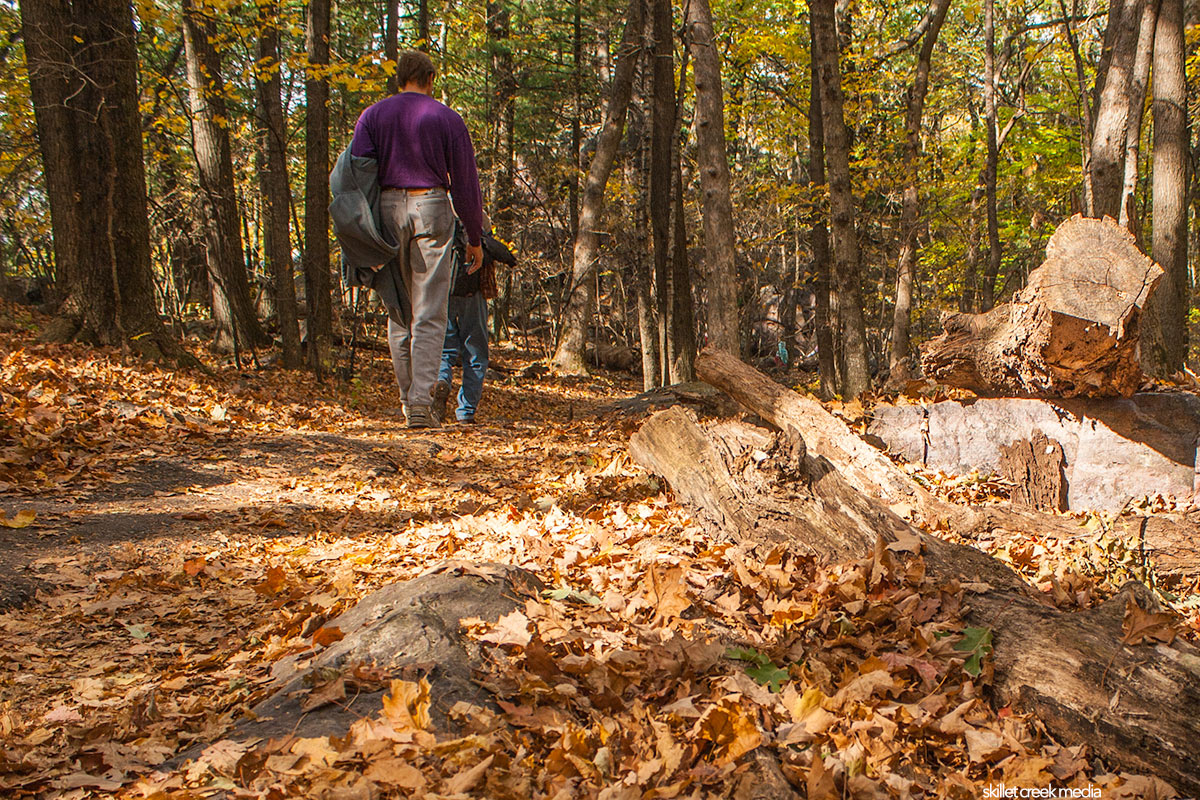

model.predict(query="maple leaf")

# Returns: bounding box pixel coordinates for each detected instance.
[1120,596,1178,646]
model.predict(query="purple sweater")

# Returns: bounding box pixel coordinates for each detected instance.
[351,92,484,246]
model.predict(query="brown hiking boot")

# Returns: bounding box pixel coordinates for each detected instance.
[406,404,440,429]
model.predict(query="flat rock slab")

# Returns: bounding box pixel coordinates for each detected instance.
[869,393,1200,511]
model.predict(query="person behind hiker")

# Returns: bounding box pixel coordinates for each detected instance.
[433,219,517,424]
[350,50,484,429]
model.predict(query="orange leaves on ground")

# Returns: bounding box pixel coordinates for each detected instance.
[694,697,762,765]
[479,609,533,647]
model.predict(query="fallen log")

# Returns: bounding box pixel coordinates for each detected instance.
[696,348,1200,578]
[921,215,1162,398]
[630,406,1200,793]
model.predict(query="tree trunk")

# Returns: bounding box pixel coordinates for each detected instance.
[552,0,644,375]
[182,0,266,355]
[650,0,673,382]
[1117,0,1159,231]
[569,0,582,238]
[256,0,302,368]
[305,0,333,375]
[922,216,1161,398]
[1142,0,1189,375]
[810,0,869,397]
[20,0,185,362]
[979,0,1002,311]
[487,1,516,228]
[888,0,950,384]
[685,0,739,355]
[807,20,836,400]
[1090,0,1147,220]
[630,404,1200,796]
[385,0,399,94]
[416,0,430,47]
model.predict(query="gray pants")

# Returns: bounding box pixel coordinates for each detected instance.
[380,189,456,409]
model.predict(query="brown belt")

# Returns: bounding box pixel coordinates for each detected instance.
[381,187,440,194]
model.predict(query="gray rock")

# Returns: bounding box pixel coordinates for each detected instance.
[869,393,1200,511]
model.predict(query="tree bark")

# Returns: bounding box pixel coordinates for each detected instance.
[304,0,333,375]
[922,216,1162,398]
[256,0,301,368]
[182,0,267,355]
[888,0,950,383]
[979,0,1002,311]
[487,1,516,228]
[810,0,869,397]
[630,404,1200,795]
[1117,0,1159,231]
[552,0,644,375]
[807,18,836,400]
[1142,0,1189,375]
[20,0,186,362]
[668,41,697,385]
[685,0,739,355]
[650,0,673,382]
[385,0,399,94]
[1090,0,1147,220]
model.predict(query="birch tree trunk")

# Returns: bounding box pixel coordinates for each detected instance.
[552,0,644,375]
[685,0,740,355]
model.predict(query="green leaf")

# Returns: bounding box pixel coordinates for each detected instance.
[953,627,993,653]
[745,661,789,692]
[963,650,984,677]
[724,646,769,667]
[542,586,601,605]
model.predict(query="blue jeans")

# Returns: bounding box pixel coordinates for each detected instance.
[438,292,488,420]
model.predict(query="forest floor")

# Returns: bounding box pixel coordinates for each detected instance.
[0,299,1196,800]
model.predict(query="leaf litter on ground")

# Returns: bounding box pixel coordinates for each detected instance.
[0,311,1193,799]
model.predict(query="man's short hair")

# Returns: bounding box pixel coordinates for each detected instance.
[395,50,436,89]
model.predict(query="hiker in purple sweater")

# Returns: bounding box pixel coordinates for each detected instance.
[351,50,484,429]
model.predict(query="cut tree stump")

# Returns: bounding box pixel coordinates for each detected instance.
[997,432,1066,512]
[630,405,1200,793]
[921,215,1163,398]
[696,348,1200,578]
